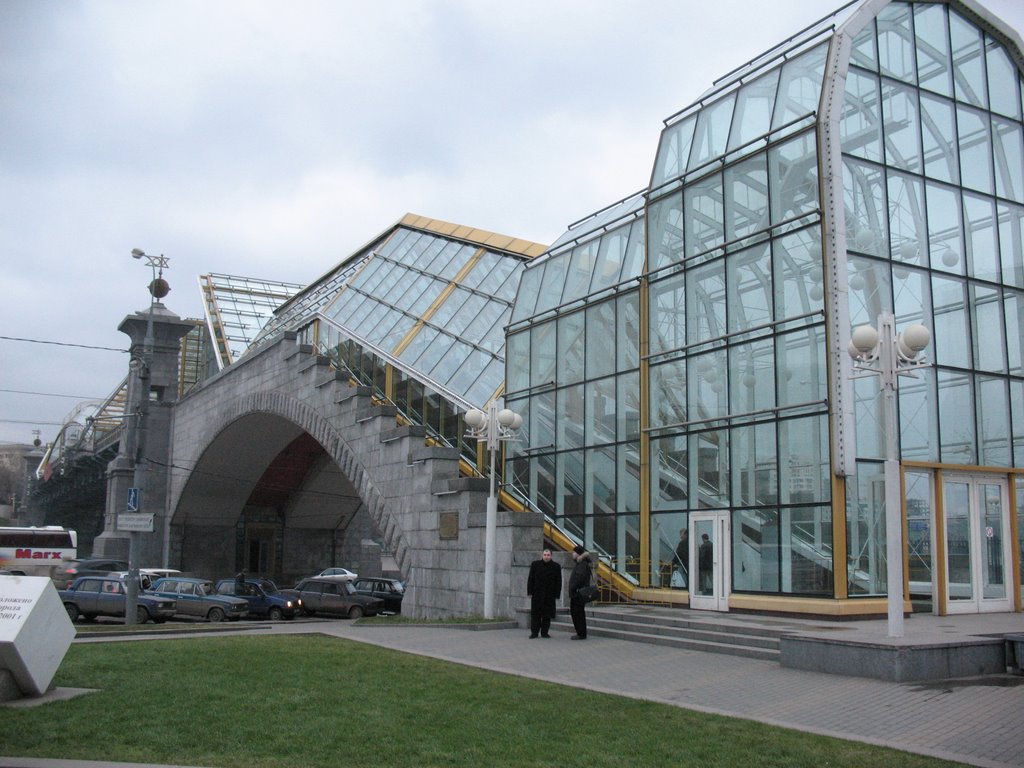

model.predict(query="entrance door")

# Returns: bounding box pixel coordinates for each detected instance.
[689,512,730,611]
[943,475,1013,614]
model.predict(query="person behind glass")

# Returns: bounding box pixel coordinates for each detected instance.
[674,528,689,588]
[527,548,561,639]
[568,544,592,640]
[698,533,713,592]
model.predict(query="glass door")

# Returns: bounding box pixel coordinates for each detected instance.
[943,475,1013,614]
[905,470,936,610]
[689,512,730,611]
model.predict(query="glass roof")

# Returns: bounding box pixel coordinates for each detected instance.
[512,3,857,328]
[199,273,304,369]
[511,192,646,326]
[248,214,545,410]
[651,39,829,191]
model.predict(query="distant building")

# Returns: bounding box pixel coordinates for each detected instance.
[0,441,46,525]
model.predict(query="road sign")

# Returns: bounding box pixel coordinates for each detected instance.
[127,487,140,512]
[118,513,154,533]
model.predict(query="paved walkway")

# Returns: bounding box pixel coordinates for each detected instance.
[4,609,1024,768]
[311,616,1024,768]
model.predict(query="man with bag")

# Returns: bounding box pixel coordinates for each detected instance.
[526,548,561,639]
[568,544,592,640]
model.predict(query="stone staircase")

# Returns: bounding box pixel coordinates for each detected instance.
[549,605,785,661]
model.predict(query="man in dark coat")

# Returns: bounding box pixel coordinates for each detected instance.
[698,533,713,593]
[674,528,689,588]
[526,549,561,639]
[568,545,592,640]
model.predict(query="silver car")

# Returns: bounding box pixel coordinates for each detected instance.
[149,577,248,622]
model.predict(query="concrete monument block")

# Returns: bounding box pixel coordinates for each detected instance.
[0,575,75,698]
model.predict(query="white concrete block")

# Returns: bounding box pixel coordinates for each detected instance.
[0,575,76,696]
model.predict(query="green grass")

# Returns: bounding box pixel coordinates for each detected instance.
[0,635,967,768]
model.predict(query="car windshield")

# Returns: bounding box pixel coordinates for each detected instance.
[259,580,278,594]
[341,581,357,595]
[200,582,213,595]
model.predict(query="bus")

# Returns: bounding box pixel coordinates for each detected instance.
[0,526,78,577]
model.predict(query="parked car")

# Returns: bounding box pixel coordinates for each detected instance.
[293,577,383,619]
[141,567,182,581]
[149,576,248,622]
[0,568,27,576]
[110,570,156,590]
[58,575,177,624]
[51,558,130,589]
[351,577,404,614]
[215,577,302,620]
[314,567,358,581]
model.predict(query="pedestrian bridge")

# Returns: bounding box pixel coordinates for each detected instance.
[167,330,544,619]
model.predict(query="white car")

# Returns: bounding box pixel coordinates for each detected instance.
[315,567,358,581]
[141,567,182,580]
[110,568,181,591]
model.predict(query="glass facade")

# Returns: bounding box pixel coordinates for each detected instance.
[507,0,1024,609]
[842,3,1024,600]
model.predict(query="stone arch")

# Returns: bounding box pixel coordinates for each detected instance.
[169,378,408,583]
[167,334,542,618]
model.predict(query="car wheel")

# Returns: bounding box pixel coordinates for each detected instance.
[348,606,364,620]
[207,607,225,623]
[64,603,80,622]
[136,606,150,624]
[268,606,284,621]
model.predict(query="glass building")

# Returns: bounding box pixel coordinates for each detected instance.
[506,0,1024,616]
[42,0,1022,618]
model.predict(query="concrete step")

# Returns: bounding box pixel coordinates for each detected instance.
[549,609,782,662]
[587,615,780,651]
[608,609,791,641]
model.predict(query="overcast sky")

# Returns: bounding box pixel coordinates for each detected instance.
[2,0,1024,448]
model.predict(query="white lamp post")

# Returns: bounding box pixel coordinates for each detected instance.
[848,312,930,638]
[123,248,170,624]
[464,402,522,619]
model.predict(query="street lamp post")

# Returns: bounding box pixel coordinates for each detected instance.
[123,248,170,625]
[848,312,930,638]
[464,402,522,619]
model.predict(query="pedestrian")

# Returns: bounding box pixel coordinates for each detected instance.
[568,544,592,640]
[674,527,689,588]
[698,533,713,592]
[526,548,562,639]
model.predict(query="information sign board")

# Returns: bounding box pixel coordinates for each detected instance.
[118,513,154,533]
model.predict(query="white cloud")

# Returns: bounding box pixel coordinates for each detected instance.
[2,0,1024,445]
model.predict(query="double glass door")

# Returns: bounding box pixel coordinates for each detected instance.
[943,475,1013,614]
[689,512,730,611]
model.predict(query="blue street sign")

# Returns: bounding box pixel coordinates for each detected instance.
[127,487,140,512]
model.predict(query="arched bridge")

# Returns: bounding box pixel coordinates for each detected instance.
[168,332,543,618]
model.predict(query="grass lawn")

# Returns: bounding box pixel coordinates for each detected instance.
[0,635,968,768]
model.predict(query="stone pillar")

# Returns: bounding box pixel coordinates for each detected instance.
[93,303,194,563]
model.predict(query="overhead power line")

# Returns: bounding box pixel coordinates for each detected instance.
[0,388,108,400]
[0,335,127,353]
[0,418,66,426]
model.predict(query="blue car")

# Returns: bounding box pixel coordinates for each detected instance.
[59,575,177,624]
[149,576,248,622]
[214,578,302,620]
